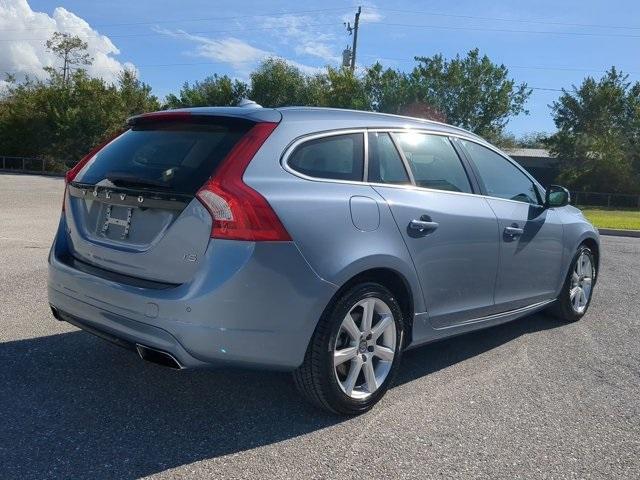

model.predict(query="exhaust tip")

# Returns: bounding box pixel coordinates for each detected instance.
[136,344,184,370]
[50,305,61,321]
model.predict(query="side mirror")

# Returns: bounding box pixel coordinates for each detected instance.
[545,185,570,208]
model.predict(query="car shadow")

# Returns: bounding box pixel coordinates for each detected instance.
[1,312,563,479]
[396,311,563,385]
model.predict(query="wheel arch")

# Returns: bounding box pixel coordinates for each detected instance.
[321,266,417,348]
[580,236,600,275]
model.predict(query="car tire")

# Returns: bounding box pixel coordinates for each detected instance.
[548,245,597,323]
[293,282,404,415]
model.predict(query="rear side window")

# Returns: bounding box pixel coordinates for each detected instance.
[394,132,472,193]
[461,140,540,205]
[287,133,364,181]
[74,119,253,195]
[367,132,410,185]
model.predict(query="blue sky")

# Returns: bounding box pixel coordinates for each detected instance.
[17,1,640,135]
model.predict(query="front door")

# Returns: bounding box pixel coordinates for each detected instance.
[459,139,564,311]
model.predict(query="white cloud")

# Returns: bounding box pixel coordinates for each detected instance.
[360,9,383,23]
[342,4,383,24]
[261,15,341,64]
[276,58,324,76]
[157,27,322,78]
[0,0,133,83]
[155,28,268,70]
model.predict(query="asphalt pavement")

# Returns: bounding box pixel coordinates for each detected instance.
[1,173,638,479]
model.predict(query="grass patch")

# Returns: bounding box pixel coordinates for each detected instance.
[579,208,640,230]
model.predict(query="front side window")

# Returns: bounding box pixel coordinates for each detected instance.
[367,132,410,185]
[461,140,540,205]
[393,132,472,193]
[287,133,364,181]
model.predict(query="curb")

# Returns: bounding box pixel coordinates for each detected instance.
[598,228,640,238]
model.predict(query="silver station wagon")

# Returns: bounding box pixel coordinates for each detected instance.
[48,105,599,414]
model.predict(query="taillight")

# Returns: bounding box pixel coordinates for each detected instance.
[196,122,291,242]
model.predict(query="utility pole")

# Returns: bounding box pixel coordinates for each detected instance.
[350,6,361,72]
[344,6,361,72]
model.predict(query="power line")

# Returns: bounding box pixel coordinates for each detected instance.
[5,57,635,84]
[360,55,640,76]
[0,62,575,94]
[3,16,639,47]
[377,8,640,31]
[1,64,568,94]
[530,87,564,92]
[6,19,640,44]
[1,5,637,35]
[5,54,636,86]
[372,22,640,39]
[3,7,640,42]
[0,7,353,33]
[511,65,639,75]
[1,60,250,74]
[6,58,627,76]
[0,22,338,42]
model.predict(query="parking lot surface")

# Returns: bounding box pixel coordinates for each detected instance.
[1,173,639,479]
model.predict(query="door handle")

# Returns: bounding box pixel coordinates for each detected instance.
[409,219,439,232]
[504,226,524,237]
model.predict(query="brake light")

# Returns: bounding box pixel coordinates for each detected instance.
[196,122,290,241]
[128,111,192,126]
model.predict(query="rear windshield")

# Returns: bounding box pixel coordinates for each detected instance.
[73,119,253,195]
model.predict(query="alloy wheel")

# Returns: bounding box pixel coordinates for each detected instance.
[570,251,594,314]
[333,297,397,399]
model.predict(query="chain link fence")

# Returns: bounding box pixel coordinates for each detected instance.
[571,191,640,209]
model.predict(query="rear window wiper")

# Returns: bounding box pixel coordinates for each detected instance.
[105,172,171,190]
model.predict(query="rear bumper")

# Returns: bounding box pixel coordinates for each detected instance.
[49,302,202,369]
[48,221,337,370]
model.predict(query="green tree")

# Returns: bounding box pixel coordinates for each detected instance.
[0,72,158,167]
[547,68,640,193]
[0,75,53,159]
[314,67,370,109]
[0,32,160,166]
[1,39,537,171]
[164,74,248,108]
[518,132,549,149]
[491,131,550,150]
[249,58,310,107]
[45,32,93,83]
[248,60,371,110]
[409,49,531,140]
[363,62,411,113]
[118,69,160,117]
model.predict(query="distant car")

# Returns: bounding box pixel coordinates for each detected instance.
[48,105,599,414]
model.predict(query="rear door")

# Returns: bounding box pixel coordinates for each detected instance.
[369,131,500,328]
[65,116,255,284]
[458,139,564,310]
